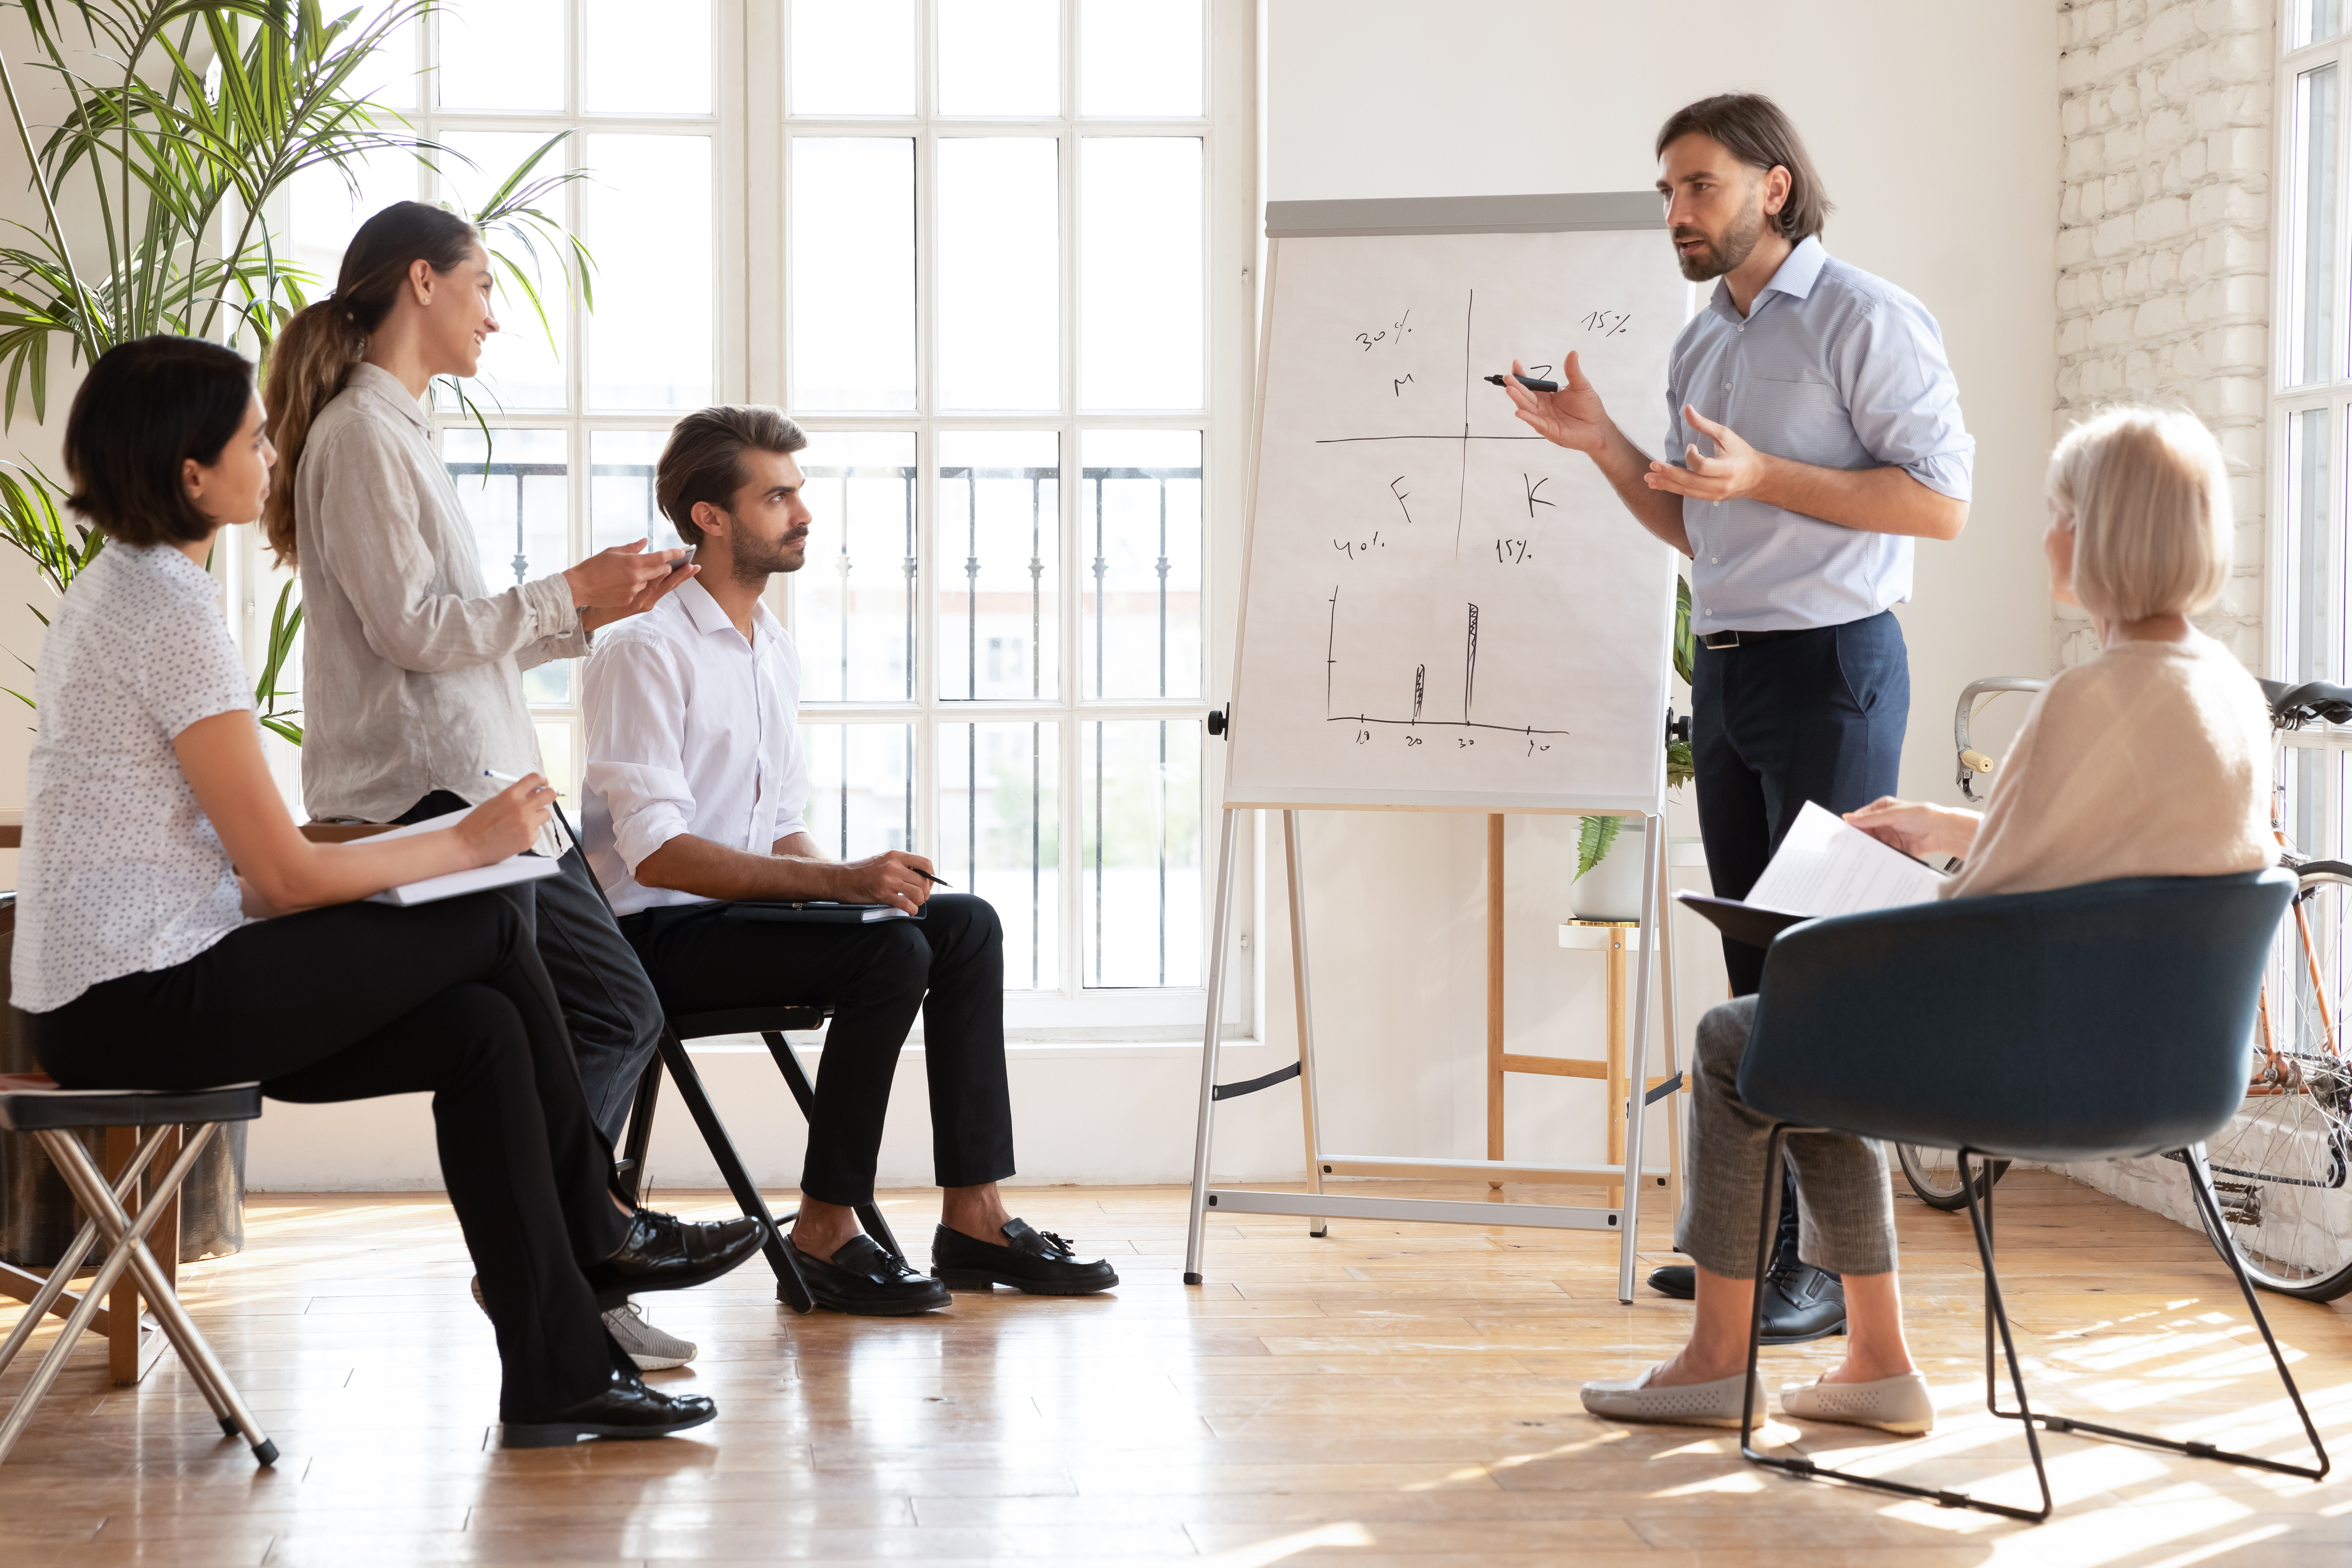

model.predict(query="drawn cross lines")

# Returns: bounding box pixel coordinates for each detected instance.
[1314,288,1549,556]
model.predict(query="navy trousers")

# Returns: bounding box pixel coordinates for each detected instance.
[1691,609,1909,1272]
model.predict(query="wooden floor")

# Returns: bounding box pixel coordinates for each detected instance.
[0,1171,2348,1565]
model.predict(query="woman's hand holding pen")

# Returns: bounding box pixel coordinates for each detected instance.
[566,539,698,632]
[459,773,557,865]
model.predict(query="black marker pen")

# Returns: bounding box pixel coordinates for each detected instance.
[1484,373,1559,392]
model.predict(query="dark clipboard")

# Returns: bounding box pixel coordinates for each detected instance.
[721,901,923,925]
[1674,891,1806,952]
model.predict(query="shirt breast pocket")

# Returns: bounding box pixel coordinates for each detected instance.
[1736,376,1861,468]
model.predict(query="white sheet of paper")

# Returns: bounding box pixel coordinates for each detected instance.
[353,807,563,906]
[1743,801,1948,918]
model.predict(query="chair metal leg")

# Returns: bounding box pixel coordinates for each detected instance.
[617,1055,664,1206]
[0,1125,275,1469]
[1738,1132,2053,1522]
[42,1126,274,1462]
[1734,1133,2329,1522]
[0,1124,174,1381]
[762,1031,908,1267]
[1977,1146,2328,1485]
[657,1031,815,1313]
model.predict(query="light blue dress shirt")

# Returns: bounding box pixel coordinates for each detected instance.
[1666,236,1973,633]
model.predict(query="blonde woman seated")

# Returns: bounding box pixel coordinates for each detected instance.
[1582,407,2274,1433]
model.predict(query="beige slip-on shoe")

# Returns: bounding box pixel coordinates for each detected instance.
[1580,1363,1769,1429]
[1779,1372,1936,1435]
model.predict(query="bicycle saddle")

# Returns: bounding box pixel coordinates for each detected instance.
[2261,678,2352,727]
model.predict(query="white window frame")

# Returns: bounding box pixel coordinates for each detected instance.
[2274,10,2350,865]
[238,0,1259,1042]
[745,2,1256,1037]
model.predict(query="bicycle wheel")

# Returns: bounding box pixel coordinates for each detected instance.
[1895,1144,2008,1211]
[2198,862,2352,1301]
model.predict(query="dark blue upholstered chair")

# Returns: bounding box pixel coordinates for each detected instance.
[1735,868,2329,1521]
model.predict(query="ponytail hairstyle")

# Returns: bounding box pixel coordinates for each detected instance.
[261,200,481,566]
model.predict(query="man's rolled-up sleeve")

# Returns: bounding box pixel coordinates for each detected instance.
[1833,298,1975,502]
[584,634,696,875]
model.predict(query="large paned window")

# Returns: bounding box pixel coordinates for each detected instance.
[266,1,1250,1036]
[2278,6,2352,864]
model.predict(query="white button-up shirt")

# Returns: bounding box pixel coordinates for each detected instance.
[1667,236,1974,633]
[581,578,810,917]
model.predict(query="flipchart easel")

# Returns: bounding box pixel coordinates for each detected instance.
[1183,193,1692,1303]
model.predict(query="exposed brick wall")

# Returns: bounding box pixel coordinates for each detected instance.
[2051,0,2276,1218]
[2054,0,2274,672]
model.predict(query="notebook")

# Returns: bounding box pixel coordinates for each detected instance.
[356,808,564,907]
[1676,801,1948,949]
[721,901,920,925]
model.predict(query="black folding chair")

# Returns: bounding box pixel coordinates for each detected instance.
[0,1074,276,1470]
[547,804,906,1316]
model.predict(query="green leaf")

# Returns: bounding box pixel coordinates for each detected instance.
[1574,816,1622,882]
[1673,575,1696,687]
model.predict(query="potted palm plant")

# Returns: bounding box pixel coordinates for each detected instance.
[0,0,590,1270]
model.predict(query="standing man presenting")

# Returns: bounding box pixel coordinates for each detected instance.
[1502,94,1972,1337]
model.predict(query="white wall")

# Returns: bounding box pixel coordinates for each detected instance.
[1254,0,2062,1181]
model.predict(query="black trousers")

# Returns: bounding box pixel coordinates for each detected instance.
[397,791,665,1145]
[620,893,1015,1207]
[28,889,632,1419]
[1692,610,1908,1272]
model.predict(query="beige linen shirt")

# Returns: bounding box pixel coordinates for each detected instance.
[1946,631,2274,900]
[295,363,586,840]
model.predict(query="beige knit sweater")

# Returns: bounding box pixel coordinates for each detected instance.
[1945,631,2275,900]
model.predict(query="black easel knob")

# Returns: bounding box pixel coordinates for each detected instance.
[1207,708,1227,738]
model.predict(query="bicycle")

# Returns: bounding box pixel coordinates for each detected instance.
[1894,673,2352,1300]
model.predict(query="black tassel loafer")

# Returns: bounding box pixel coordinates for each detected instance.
[790,1234,953,1316]
[500,1370,717,1448]
[932,1219,1119,1296]
[582,1211,767,1308]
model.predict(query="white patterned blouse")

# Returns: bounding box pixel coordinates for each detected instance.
[11,543,256,1012]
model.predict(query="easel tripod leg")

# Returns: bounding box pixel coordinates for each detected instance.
[1286,811,1327,1238]
[1616,812,1664,1303]
[1184,806,1244,1285]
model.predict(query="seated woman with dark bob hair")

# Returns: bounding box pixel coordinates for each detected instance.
[14,336,764,1447]
[1582,407,2276,1434]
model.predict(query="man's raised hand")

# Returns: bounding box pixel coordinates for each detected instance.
[1643,405,1770,503]
[833,850,937,915]
[1497,350,1612,454]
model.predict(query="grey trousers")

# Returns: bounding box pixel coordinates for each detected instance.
[1677,996,1897,1279]
[533,848,665,1145]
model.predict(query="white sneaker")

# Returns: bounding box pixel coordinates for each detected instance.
[1779,1372,1935,1435]
[1580,1363,1767,1429]
[604,1301,697,1370]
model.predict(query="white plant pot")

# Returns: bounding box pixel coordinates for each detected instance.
[1568,820,1648,923]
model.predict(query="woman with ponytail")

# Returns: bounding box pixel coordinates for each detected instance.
[264,202,699,1370]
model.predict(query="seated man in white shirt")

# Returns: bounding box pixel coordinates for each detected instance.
[582,406,1117,1315]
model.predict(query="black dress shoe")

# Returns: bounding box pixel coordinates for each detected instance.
[932,1219,1120,1296]
[582,1211,766,1307]
[500,1369,716,1448]
[1645,1261,1847,1343]
[1756,1261,1846,1343]
[1647,1264,1696,1300]
[791,1234,952,1316]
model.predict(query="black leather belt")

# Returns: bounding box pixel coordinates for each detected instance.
[1700,627,1805,650]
